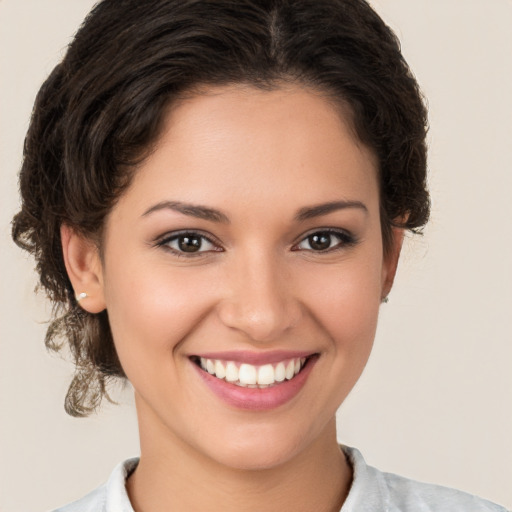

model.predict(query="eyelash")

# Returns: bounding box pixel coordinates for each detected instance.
[155,228,357,258]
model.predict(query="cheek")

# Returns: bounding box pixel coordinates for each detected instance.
[103,260,220,359]
[302,254,382,350]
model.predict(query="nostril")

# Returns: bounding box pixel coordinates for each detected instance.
[215,265,303,342]
[216,303,301,342]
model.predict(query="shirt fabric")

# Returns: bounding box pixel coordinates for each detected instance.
[52,446,509,512]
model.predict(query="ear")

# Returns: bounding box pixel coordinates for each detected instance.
[381,226,405,301]
[61,224,107,313]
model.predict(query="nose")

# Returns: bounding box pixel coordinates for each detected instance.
[216,251,302,343]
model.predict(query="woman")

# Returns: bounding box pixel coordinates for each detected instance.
[9,0,510,511]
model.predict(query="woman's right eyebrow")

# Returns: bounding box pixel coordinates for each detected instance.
[142,200,230,223]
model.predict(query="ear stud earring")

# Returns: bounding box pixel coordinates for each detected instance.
[381,296,389,304]
[76,292,88,302]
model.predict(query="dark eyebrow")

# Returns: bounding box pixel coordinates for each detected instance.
[142,201,230,223]
[294,200,368,222]
[142,199,367,224]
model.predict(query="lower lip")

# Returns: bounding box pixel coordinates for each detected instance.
[192,357,318,411]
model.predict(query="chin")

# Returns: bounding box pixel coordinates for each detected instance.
[198,421,317,472]
[211,443,301,472]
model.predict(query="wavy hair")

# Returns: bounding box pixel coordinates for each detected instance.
[12,0,429,416]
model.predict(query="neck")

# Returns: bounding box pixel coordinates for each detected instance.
[127,404,351,512]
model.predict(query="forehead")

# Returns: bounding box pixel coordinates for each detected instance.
[118,84,380,217]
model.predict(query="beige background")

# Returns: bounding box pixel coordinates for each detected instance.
[1,1,511,511]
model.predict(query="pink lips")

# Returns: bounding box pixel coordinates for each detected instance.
[191,352,318,411]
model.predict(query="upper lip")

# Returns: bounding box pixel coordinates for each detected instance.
[190,350,316,365]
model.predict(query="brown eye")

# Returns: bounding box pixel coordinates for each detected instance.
[308,233,331,251]
[178,234,203,252]
[159,231,219,256]
[295,230,355,252]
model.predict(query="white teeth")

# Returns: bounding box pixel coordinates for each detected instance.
[225,361,239,382]
[214,360,226,379]
[238,363,257,385]
[285,360,295,380]
[198,356,308,387]
[257,364,275,385]
[275,362,286,382]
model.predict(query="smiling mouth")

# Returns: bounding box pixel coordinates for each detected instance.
[190,356,314,388]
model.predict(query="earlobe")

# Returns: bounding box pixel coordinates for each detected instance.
[60,224,107,313]
[381,227,405,301]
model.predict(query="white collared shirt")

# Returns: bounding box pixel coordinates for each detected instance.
[52,446,509,512]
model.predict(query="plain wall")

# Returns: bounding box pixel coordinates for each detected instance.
[1,1,511,510]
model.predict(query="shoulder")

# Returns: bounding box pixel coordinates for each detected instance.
[380,470,508,512]
[341,446,509,512]
[50,458,138,512]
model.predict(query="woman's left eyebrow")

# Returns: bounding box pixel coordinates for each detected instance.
[294,200,368,221]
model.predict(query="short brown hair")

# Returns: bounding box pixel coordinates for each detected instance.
[12,0,429,416]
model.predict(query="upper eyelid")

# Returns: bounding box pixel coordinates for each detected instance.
[157,229,220,244]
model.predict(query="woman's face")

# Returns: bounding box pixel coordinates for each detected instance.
[93,84,400,470]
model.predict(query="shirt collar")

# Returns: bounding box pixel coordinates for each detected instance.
[341,445,390,511]
[104,457,138,512]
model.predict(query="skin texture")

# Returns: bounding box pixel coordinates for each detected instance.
[61,84,403,512]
